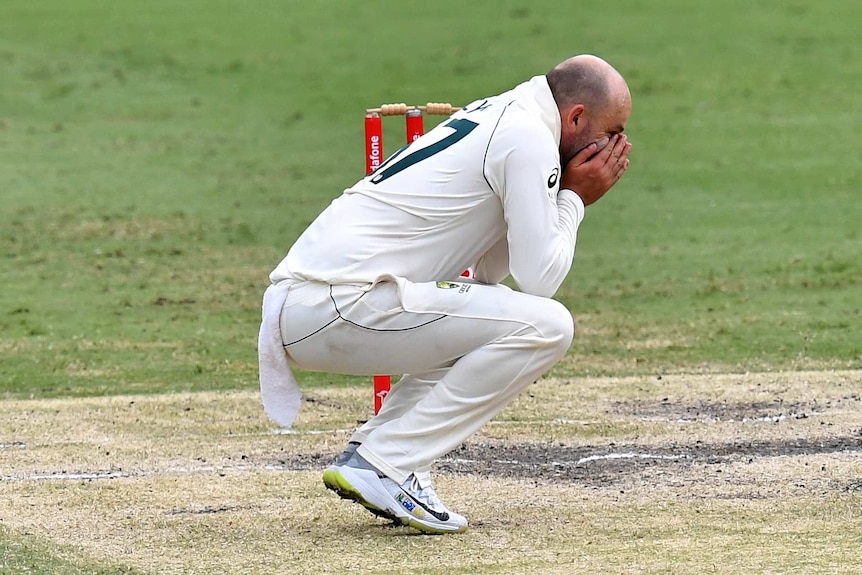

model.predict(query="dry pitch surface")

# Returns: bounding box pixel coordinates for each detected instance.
[1,371,861,574]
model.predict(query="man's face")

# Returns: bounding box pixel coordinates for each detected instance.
[560,97,630,166]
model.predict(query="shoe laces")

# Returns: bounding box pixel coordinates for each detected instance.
[406,476,445,511]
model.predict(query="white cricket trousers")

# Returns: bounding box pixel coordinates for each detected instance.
[278,277,574,486]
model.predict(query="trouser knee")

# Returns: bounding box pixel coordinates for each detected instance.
[530,298,575,360]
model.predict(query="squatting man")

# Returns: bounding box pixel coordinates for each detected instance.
[258,54,632,534]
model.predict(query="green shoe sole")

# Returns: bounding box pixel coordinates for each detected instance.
[322,469,397,522]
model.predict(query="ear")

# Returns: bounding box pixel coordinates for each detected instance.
[567,104,586,128]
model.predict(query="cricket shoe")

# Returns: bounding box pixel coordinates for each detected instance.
[323,453,468,534]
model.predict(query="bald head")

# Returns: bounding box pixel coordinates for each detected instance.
[547,55,632,166]
[546,54,629,115]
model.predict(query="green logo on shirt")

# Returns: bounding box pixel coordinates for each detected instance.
[436,281,460,289]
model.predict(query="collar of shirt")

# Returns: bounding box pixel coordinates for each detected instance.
[508,75,562,147]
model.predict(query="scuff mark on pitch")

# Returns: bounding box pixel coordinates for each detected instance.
[279,434,862,488]
[433,436,862,482]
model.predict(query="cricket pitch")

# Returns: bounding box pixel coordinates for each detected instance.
[1,370,861,574]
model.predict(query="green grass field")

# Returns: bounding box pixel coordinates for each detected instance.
[1,1,861,573]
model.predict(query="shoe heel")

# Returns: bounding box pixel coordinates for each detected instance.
[323,469,363,502]
[322,469,397,521]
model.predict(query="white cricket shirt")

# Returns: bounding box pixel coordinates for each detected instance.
[270,75,585,298]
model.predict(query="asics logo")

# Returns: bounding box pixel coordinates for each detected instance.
[547,167,559,189]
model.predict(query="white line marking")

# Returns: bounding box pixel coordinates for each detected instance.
[574,453,683,465]
[631,411,831,424]
[446,453,684,468]
[1,464,260,483]
[268,427,355,435]
[219,427,355,438]
[19,471,131,481]
[5,451,861,483]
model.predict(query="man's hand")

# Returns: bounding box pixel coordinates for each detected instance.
[560,134,631,206]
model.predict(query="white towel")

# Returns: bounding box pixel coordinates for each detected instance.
[258,283,301,427]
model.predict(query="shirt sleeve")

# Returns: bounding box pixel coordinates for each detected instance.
[484,114,585,297]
